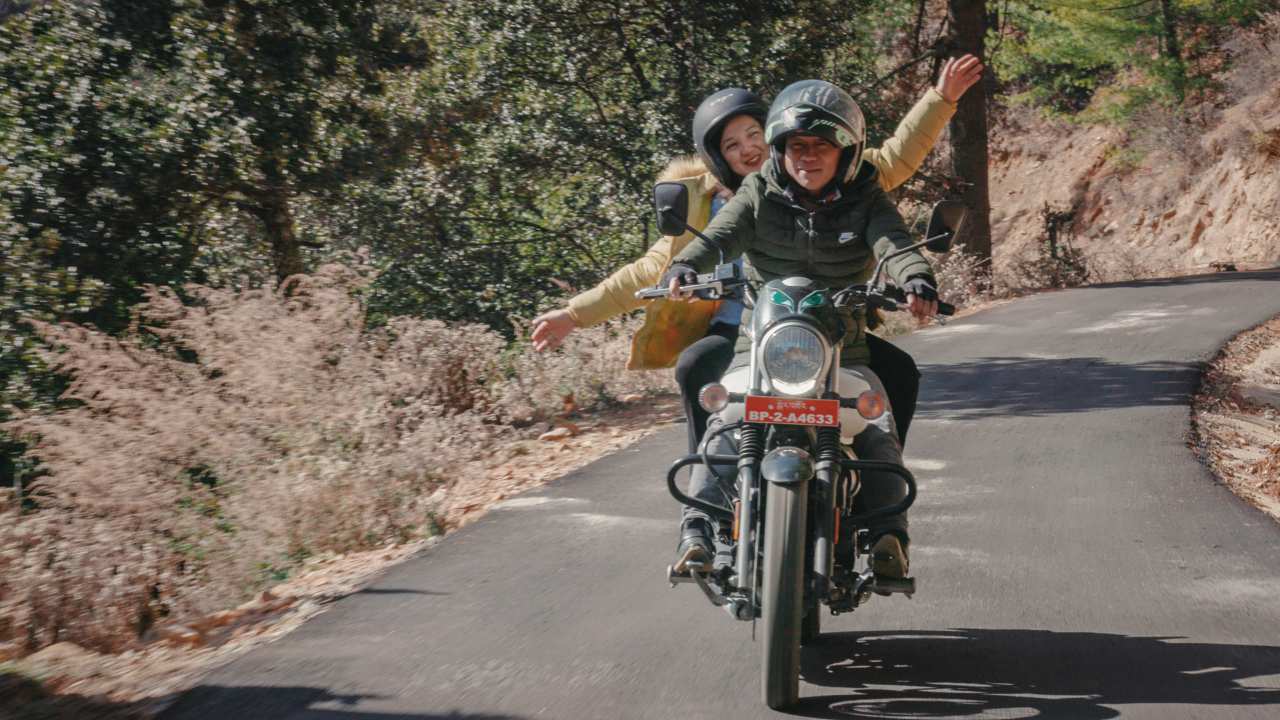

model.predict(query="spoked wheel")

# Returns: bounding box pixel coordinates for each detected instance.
[761,480,808,710]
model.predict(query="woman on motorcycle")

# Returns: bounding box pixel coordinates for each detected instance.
[665,79,936,580]
[531,56,982,455]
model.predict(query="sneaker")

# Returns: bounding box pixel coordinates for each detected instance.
[673,518,714,574]
[871,534,910,579]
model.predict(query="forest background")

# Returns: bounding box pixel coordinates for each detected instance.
[1,0,1277,660]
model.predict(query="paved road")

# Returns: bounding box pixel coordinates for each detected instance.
[165,271,1280,719]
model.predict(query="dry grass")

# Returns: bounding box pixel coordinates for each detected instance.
[1191,315,1280,521]
[0,264,669,656]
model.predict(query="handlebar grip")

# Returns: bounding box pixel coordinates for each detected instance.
[938,301,955,316]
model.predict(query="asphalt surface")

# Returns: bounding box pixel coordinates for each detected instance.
[164,270,1280,720]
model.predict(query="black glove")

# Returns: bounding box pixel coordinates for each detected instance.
[901,275,938,302]
[660,263,698,290]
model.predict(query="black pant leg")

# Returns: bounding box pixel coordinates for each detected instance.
[674,324,737,454]
[865,333,921,445]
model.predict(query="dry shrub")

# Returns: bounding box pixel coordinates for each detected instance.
[932,244,993,308]
[0,264,669,654]
[1090,245,1153,283]
[1001,203,1091,292]
[1252,124,1280,159]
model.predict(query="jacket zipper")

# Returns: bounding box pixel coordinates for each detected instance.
[805,211,817,276]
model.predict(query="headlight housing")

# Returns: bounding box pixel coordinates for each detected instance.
[760,322,830,396]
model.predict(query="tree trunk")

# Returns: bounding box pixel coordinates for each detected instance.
[256,193,303,283]
[947,0,993,263]
[1159,0,1187,100]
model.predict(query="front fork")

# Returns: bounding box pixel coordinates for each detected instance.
[734,423,765,597]
[811,426,842,599]
[737,424,841,610]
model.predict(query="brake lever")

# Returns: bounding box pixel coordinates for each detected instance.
[634,280,727,300]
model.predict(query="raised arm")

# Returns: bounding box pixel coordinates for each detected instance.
[860,54,984,192]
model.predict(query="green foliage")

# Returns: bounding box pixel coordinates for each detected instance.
[0,0,437,477]
[311,0,926,331]
[0,1,200,332]
[994,0,1268,119]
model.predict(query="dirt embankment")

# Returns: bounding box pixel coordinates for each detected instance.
[1193,316,1280,520]
[987,16,1280,281]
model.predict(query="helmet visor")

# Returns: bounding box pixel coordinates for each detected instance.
[766,105,859,149]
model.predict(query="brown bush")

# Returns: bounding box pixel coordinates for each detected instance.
[0,265,669,654]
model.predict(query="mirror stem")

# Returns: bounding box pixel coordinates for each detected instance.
[661,210,724,265]
[869,231,953,288]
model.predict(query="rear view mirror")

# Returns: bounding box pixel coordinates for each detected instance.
[654,182,691,237]
[925,200,968,253]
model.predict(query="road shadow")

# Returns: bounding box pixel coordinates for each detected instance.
[917,357,1197,419]
[1079,269,1280,290]
[161,685,524,719]
[791,628,1280,719]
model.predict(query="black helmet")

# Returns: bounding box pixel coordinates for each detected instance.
[764,80,866,186]
[692,88,768,191]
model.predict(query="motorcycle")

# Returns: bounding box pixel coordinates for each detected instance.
[636,181,966,710]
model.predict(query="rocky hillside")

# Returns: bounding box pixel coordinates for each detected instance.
[987,15,1280,281]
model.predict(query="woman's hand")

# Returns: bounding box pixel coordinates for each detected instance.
[936,54,984,104]
[531,308,577,351]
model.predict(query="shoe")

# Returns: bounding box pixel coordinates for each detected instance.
[871,534,910,579]
[673,518,714,574]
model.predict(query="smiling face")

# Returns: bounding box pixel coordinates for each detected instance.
[783,134,840,194]
[718,114,767,180]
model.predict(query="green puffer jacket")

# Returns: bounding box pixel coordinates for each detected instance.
[670,160,933,365]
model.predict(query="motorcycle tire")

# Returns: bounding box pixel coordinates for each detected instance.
[761,479,808,710]
[800,603,821,645]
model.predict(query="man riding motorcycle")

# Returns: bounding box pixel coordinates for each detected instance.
[663,80,937,581]
[530,58,983,455]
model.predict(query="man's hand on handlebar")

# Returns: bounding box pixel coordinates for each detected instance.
[902,276,939,324]
[661,263,700,303]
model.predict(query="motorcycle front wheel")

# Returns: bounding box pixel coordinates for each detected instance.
[761,479,808,710]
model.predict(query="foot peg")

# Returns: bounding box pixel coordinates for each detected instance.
[851,568,917,600]
[665,563,729,607]
[666,561,709,585]
[871,575,915,598]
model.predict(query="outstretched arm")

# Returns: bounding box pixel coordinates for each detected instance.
[533,172,715,350]
[531,234,677,351]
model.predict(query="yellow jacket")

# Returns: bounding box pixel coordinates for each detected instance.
[566,88,957,370]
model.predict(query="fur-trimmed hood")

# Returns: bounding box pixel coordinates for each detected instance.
[656,154,722,199]
[658,154,711,182]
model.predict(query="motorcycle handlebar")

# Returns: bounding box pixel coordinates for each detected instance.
[637,279,954,316]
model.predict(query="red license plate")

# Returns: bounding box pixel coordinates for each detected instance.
[744,395,839,427]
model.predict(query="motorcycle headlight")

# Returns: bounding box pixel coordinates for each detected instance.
[761,323,828,396]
